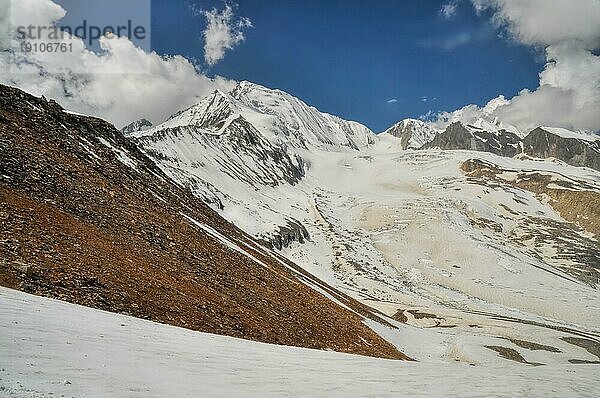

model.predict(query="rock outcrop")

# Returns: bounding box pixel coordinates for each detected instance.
[522,127,600,171]
[381,119,438,149]
[423,122,521,156]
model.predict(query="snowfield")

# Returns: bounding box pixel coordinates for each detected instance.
[1,287,598,398]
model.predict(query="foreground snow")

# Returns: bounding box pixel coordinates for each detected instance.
[0,288,598,397]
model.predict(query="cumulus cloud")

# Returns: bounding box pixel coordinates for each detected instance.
[471,0,600,49]
[493,43,600,132]
[440,2,458,20]
[435,0,600,133]
[202,3,252,66]
[0,0,236,128]
[428,96,510,130]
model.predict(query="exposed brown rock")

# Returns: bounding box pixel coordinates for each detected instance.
[461,158,600,238]
[484,345,543,366]
[461,158,600,287]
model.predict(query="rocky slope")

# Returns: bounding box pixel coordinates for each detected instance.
[422,121,522,157]
[0,84,410,360]
[385,119,599,171]
[461,158,600,287]
[522,127,600,171]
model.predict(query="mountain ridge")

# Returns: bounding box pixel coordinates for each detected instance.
[374,112,600,171]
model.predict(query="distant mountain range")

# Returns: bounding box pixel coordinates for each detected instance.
[381,117,599,172]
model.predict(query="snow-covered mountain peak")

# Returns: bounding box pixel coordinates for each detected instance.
[230,80,297,105]
[226,80,376,150]
[126,80,378,249]
[230,80,280,98]
[130,81,375,151]
[382,118,439,149]
[468,117,523,138]
[133,90,237,138]
[121,118,153,136]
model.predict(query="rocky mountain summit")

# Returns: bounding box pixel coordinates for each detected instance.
[522,127,600,171]
[380,118,437,149]
[422,121,521,157]
[121,118,153,135]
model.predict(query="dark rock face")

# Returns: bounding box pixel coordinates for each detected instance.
[192,90,234,130]
[522,128,600,171]
[422,122,521,157]
[421,123,600,172]
[386,123,417,149]
[225,116,306,185]
[267,219,310,251]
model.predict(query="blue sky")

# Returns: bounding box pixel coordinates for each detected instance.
[150,0,544,131]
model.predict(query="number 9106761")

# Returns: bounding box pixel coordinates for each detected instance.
[20,42,73,53]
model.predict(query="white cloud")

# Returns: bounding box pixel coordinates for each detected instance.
[0,0,236,128]
[471,0,600,49]
[428,96,510,130]
[493,44,600,132]
[440,2,458,20]
[202,3,252,66]
[433,0,600,133]
[386,98,398,104]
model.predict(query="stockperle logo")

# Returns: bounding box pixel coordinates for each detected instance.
[4,0,151,74]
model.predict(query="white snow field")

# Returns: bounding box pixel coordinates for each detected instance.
[1,287,598,398]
